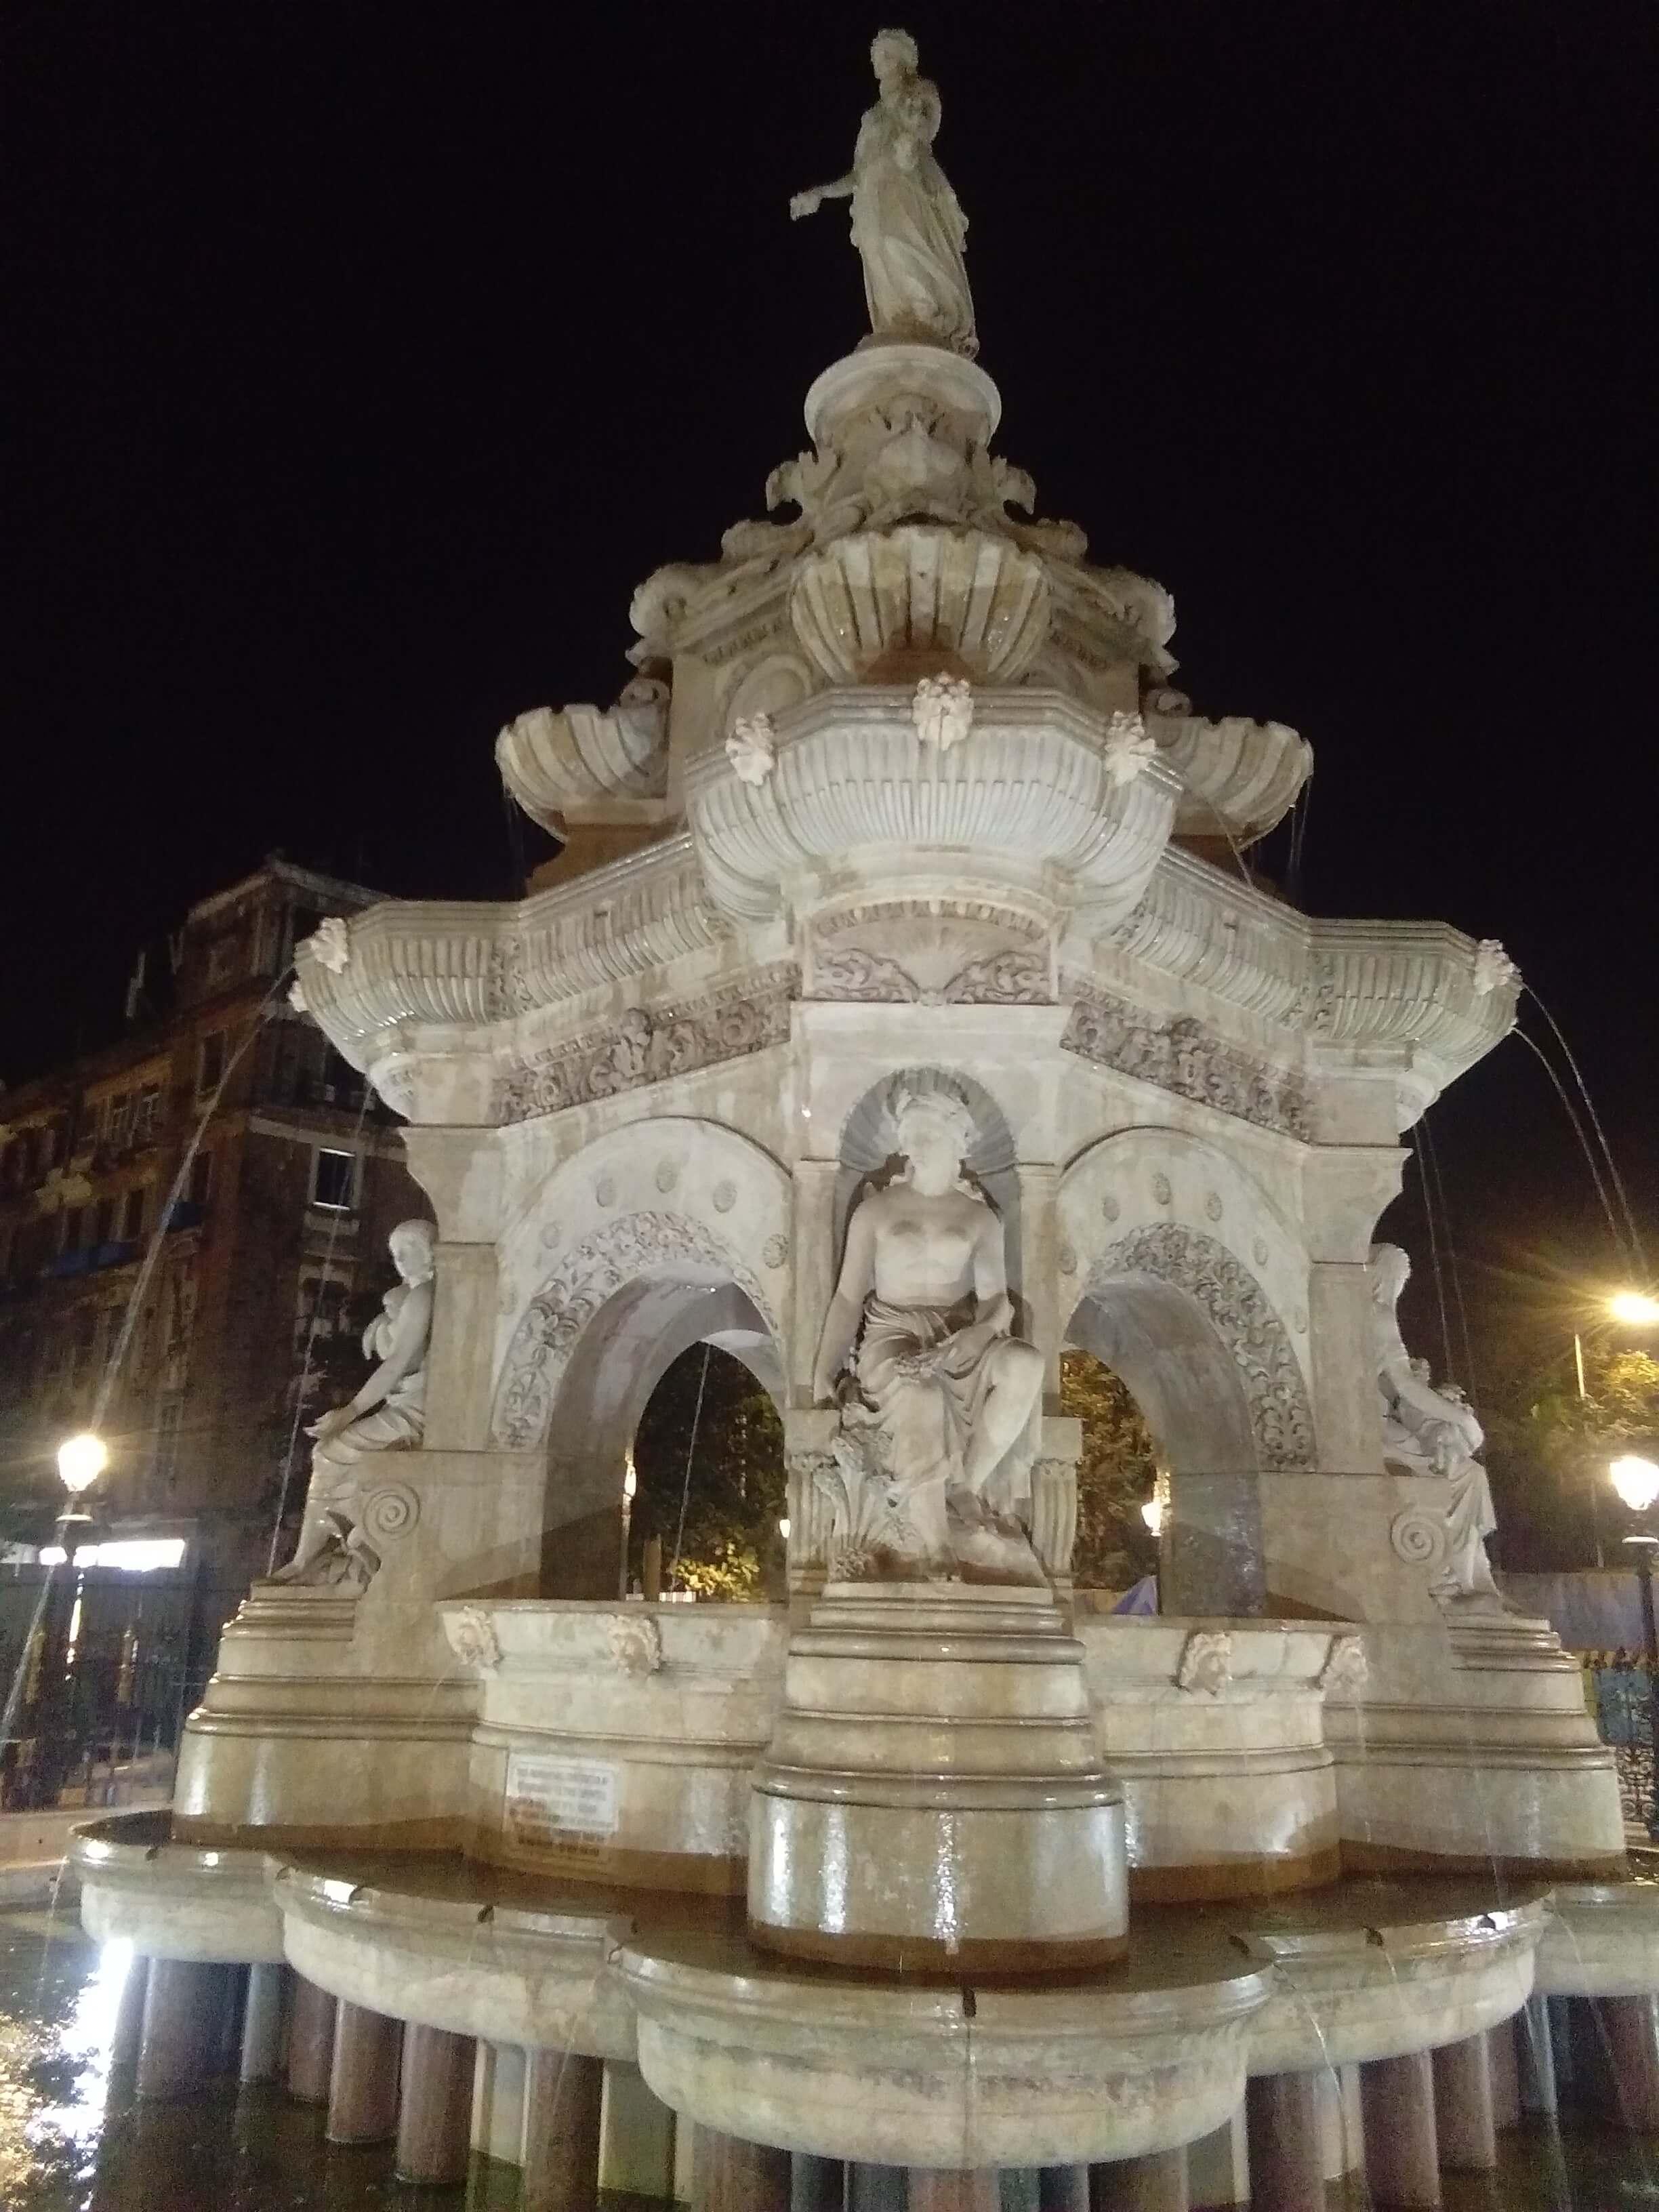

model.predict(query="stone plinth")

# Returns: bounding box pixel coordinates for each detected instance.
[749,1581,1126,1971]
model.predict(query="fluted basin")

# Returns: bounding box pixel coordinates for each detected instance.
[688,686,1179,925]
[789,525,1050,682]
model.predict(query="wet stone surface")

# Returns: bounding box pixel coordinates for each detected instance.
[8,1904,1659,2207]
[0,1908,623,2210]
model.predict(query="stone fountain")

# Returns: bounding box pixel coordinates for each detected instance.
[73,29,1659,2211]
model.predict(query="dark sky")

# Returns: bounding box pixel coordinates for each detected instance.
[4,1,1656,1345]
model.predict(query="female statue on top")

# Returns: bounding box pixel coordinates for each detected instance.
[790,28,977,359]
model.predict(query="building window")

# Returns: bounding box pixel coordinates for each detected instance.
[62,1206,84,1251]
[198,1031,226,1097]
[295,1271,352,1351]
[188,1150,213,1210]
[152,1397,184,1492]
[311,1148,357,1210]
[91,1197,114,1249]
[207,938,237,986]
[108,1093,134,1149]
[135,1086,161,1145]
[122,1188,146,1240]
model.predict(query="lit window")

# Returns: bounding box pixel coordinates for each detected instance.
[198,1031,226,1097]
[41,1539,187,1573]
[312,1149,357,1210]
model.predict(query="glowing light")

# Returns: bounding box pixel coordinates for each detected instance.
[622,1455,636,1502]
[778,1517,791,1541]
[56,1433,107,1495]
[37,1539,186,1572]
[1141,1496,1165,1536]
[1611,1456,1659,1513]
[1611,1292,1659,1328]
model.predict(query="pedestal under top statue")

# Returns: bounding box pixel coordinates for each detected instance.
[274,1218,434,1585]
[813,1082,1044,1580]
[790,27,977,358]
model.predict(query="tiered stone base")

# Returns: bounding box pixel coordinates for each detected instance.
[749,1581,1126,1971]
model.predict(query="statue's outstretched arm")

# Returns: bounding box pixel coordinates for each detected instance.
[813,1198,878,1403]
[790,172,855,220]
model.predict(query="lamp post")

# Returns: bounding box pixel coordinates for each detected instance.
[1576,1296,1659,1569]
[1610,1453,1659,1841]
[619,1453,636,1600]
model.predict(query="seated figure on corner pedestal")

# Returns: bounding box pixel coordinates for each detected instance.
[273,1218,435,1587]
[812,1082,1044,1582]
[1368,1240,1506,1612]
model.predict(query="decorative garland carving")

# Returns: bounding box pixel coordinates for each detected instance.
[1086,1223,1315,1471]
[492,1211,779,1450]
[1062,985,1313,1141]
[814,943,1050,1006]
[495,964,797,1124]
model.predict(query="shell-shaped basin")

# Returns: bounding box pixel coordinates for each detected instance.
[789,526,1050,684]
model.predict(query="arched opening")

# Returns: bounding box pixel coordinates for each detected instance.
[630,1343,785,1599]
[535,1275,782,1598]
[1067,1273,1264,1616]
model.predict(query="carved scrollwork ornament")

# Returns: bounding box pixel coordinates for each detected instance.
[359,1482,419,1546]
[1389,1506,1449,1570]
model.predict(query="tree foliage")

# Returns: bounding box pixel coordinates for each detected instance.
[631,1345,785,1599]
[1483,1340,1659,1569]
[1061,1349,1160,1590]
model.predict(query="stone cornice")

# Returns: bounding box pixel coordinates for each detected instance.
[685,686,1181,926]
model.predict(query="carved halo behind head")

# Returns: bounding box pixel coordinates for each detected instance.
[891,1078,977,1170]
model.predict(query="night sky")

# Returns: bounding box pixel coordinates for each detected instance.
[5,2,1656,1354]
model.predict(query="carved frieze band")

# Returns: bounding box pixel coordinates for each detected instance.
[815,944,1050,1006]
[495,964,798,1125]
[492,1210,779,1450]
[1086,1223,1316,1471]
[1061,983,1313,1141]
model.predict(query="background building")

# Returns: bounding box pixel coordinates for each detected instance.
[0,859,423,1786]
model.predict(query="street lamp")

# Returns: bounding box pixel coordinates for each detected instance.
[1610,1294,1659,1330]
[1141,1496,1164,1537]
[1611,1454,1659,1841]
[619,1454,636,1600]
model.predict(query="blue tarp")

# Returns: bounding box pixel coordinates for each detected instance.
[1498,1570,1651,1654]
